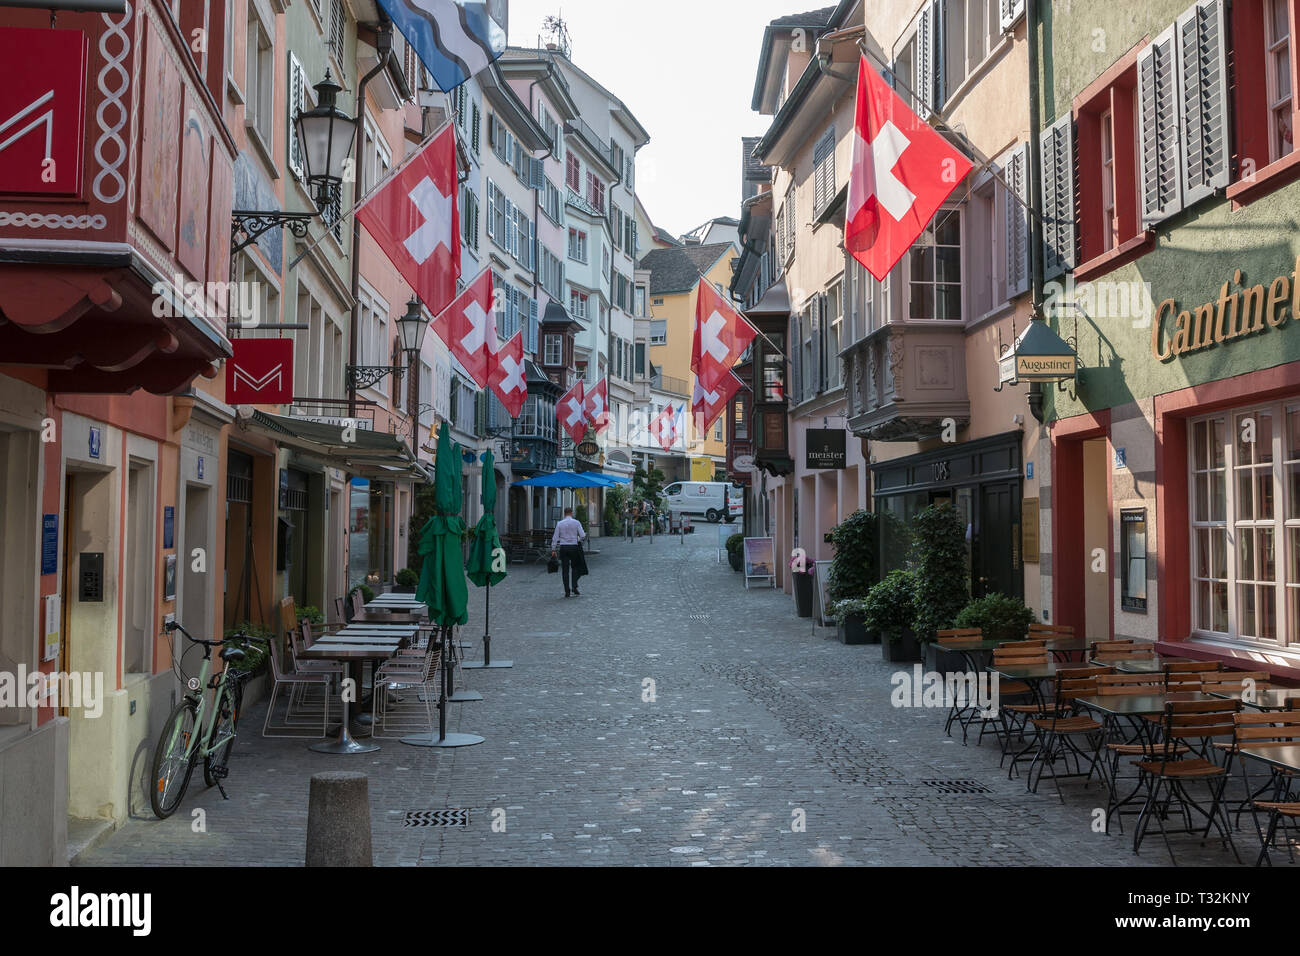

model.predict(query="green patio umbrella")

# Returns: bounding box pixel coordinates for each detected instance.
[404,422,481,748]
[463,450,511,669]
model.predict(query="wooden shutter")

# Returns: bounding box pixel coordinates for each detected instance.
[1137,25,1184,226]
[1040,115,1076,280]
[813,127,835,212]
[528,298,539,355]
[471,103,481,154]
[1003,142,1030,298]
[288,54,305,178]
[914,1,936,116]
[1178,0,1230,207]
[488,113,497,148]
[1000,0,1025,32]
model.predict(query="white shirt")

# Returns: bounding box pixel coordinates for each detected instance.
[551,516,586,548]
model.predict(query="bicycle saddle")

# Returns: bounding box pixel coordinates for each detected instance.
[219,646,246,662]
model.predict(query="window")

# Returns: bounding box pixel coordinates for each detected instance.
[586,172,605,213]
[1121,509,1148,612]
[567,227,588,263]
[566,152,580,191]
[328,0,347,78]
[634,286,646,317]
[942,0,1000,101]
[245,11,274,149]
[570,290,588,319]
[1268,0,1294,160]
[540,247,564,301]
[909,210,962,320]
[1190,403,1300,645]
[634,342,645,377]
[733,396,748,439]
[761,348,785,403]
[514,207,534,269]
[486,179,506,246]
[649,319,666,344]
[363,115,393,192]
[544,333,563,365]
[1101,109,1117,251]
[611,205,624,251]
[288,53,307,178]
[491,270,506,339]
[461,185,480,252]
[715,419,724,442]
[826,281,843,389]
[542,177,562,223]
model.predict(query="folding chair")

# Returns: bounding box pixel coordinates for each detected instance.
[936,628,985,743]
[1025,667,1109,801]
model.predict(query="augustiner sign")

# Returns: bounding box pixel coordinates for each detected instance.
[1152,262,1300,361]
[998,321,1077,383]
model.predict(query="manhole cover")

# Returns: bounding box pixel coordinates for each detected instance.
[921,779,992,795]
[669,845,704,854]
[403,809,470,827]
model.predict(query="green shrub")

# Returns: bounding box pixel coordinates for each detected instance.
[726,533,744,555]
[223,622,272,672]
[954,593,1034,642]
[297,605,325,627]
[395,568,418,588]
[350,584,375,605]
[827,596,872,622]
[863,569,917,641]
[604,485,630,534]
[826,509,879,604]
[910,503,968,643]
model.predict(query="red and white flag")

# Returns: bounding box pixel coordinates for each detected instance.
[845,55,972,281]
[488,330,527,418]
[355,123,461,316]
[648,403,681,452]
[583,377,610,433]
[431,267,494,387]
[691,370,742,437]
[692,279,757,393]
[557,379,586,445]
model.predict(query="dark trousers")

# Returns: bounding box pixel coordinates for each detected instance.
[558,544,584,593]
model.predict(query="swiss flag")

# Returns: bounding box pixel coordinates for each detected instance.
[432,267,494,387]
[488,330,527,418]
[557,379,586,445]
[648,403,681,452]
[692,279,757,393]
[583,377,610,433]
[846,56,972,281]
[691,371,742,437]
[355,124,461,317]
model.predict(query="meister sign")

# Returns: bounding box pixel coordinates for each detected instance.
[1152,262,1300,362]
[806,429,846,469]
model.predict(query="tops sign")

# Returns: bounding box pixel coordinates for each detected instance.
[806,429,846,470]
[0,28,88,196]
[1152,261,1300,362]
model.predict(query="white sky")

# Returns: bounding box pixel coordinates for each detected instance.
[506,0,810,239]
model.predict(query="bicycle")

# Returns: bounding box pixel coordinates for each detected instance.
[149,620,267,819]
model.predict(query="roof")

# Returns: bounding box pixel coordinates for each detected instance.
[507,45,651,147]
[639,242,735,295]
[751,4,846,112]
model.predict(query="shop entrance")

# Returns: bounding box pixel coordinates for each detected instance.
[1051,412,1113,642]
[0,426,39,730]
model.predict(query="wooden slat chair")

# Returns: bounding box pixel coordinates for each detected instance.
[1163,661,1223,693]
[936,628,986,743]
[992,647,1053,770]
[1090,640,1156,665]
[1223,710,1300,858]
[1199,671,1272,696]
[1024,667,1109,801]
[1029,623,1074,637]
[292,620,344,677]
[1133,698,1243,864]
[1094,673,1190,833]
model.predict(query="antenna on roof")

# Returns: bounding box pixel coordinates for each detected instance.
[541,14,572,57]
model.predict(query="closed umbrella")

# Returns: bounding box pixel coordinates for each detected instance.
[463,450,511,670]
[403,422,482,748]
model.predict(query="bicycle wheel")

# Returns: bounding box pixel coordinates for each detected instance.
[203,680,240,787]
[151,700,199,819]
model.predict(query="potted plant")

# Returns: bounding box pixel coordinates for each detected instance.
[222,622,273,706]
[394,568,418,593]
[910,503,969,647]
[790,556,815,617]
[826,509,880,643]
[954,592,1035,641]
[726,533,744,572]
[828,597,876,645]
[864,569,920,662]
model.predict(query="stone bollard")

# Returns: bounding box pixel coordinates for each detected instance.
[305,771,373,867]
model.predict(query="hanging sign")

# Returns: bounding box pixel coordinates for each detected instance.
[806,429,846,469]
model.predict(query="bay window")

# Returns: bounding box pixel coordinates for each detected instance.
[908,211,962,321]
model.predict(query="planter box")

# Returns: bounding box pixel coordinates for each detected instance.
[881,628,922,663]
[836,612,874,645]
[239,671,269,710]
[392,585,416,594]
[793,574,814,617]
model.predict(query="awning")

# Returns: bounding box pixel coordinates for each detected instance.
[244,410,430,481]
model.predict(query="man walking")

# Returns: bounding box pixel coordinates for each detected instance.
[551,506,588,597]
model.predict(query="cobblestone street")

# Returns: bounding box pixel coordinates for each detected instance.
[81,533,1240,867]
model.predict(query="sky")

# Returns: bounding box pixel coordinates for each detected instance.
[505,0,815,240]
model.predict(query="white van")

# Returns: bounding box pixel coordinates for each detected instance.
[663,481,737,523]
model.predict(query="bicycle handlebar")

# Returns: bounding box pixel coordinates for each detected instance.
[163,620,267,647]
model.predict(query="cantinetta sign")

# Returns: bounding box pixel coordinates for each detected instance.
[1152,261,1300,362]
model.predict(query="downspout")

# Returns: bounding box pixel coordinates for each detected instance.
[1026,0,1046,425]
[347,19,395,418]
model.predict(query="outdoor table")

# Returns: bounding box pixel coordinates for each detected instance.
[1110,658,1165,674]
[1209,688,1300,711]
[1237,744,1300,810]
[298,638,403,755]
[1039,635,1088,661]
[987,662,1061,774]
[1073,692,1220,832]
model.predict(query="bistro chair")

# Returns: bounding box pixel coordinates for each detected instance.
[1133,698,1243,864]
[1092,673,1189,833]
[1199,671,1272,696]
[372,642,442,739]
[291,619,344,678]
[1029,623,1074,637]
[1224,710,1300,853]
[937,628,984,742]
[1090,640,1155,665]
[992,647,1054,771]
[262,638,332,738]
[1024,667,1109,802]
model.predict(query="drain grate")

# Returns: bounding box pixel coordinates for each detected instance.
[688,613,710,622]
[921,779,993,795]
[403,809,470,827]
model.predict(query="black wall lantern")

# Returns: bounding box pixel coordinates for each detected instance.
[347,297,428,390]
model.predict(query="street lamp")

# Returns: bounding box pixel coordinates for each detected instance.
[346,297,427,390]
[231,70,358,254]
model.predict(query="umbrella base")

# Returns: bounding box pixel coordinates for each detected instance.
[447,690,484,702]
[462,660,513,669]
[310,735,380,755]
[399,732,485,748]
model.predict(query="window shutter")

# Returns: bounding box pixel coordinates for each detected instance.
[1040,114,1076,280]
[528,298,539,354]
[288,54,305,178]
[789,313,802,404]
[813,128,835,212]
[528,218,536,271]
[809,298,823,399]
[488,113,497,148]
[1177,0,1230,207]
[1137,25,1184,226]
[999,0,1025,32]
[1003,142,1030,298]
[486,179,496,241]
[472,103,481,154]
[914,1,936,116]
[530,156,545,189]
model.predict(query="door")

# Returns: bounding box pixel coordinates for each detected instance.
[977,482,1021,599]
